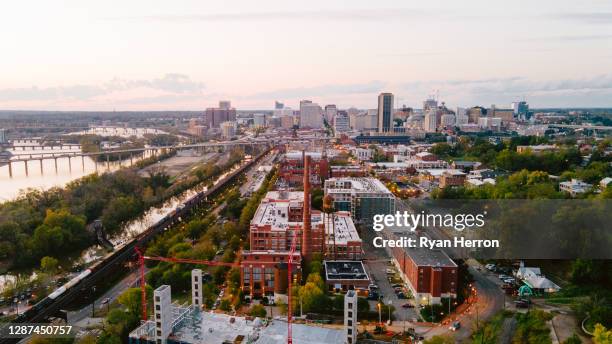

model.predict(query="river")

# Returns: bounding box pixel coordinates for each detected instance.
[0,127,172,201]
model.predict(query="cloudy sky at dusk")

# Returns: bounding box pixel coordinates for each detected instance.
[0,0,611,110]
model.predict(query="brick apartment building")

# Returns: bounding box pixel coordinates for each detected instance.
[383,232,458,304]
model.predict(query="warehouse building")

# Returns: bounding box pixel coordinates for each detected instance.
[383,232,458,304]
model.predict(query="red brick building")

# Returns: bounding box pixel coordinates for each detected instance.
[278,151,329,186]
[240,250,301,298]
[384,232,458,304]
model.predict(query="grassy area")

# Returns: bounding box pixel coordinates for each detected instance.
[470,310,513,344]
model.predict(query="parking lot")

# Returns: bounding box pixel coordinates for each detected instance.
[361,229,420,323]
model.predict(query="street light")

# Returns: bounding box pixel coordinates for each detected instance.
[387,300,392,325]
[377,302,382,326]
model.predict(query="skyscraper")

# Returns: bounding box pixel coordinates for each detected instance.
[424,109,438,132]
[300,100,323,128]
[377,93,394,133]
[334,110,350,134]
[204,101,236,128]
[324,104,338,124]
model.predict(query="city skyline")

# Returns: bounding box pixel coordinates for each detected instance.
[1,0,612,110]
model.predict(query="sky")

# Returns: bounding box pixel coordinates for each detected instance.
[0,0,611,111]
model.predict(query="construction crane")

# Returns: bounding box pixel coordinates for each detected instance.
[287,231,299,344]
[134,246,239,321]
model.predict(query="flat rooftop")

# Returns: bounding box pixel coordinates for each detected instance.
[325,177,393,195]
[386,231,456,268]
[324,260,370,281]
[325,212,361,245]
[252,193,360,245]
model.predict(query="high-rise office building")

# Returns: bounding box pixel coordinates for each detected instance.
[204,101,236,128]
[456,107,469,125]
[423,98,438,112]
[377,93,394,133]
[324,104,337,123]
[511,101,529,116]
[424,109,438,132]
[274,101,284,109]
[300,100,323,128]
[220,121,237,139]
[334,110,350,134]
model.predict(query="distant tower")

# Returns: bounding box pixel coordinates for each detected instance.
[302,154,312,262]
[345,290,358,344]
[154,285,172,344]
[377,93,394,133]
[191,269,203,308]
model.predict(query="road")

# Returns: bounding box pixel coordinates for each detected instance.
[377,199,506,341]
[67,269,146,324]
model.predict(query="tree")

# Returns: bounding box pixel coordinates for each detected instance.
[249,304,267,318]
[40,256,59,274]
[593,324,612,344]
[118,286,152,317]
[562,333,582,344]
[219,299,232,312]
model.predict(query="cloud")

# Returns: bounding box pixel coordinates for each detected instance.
[521,34,612,42]
[553,12,612,24]
[117,8,435,23]
[248,81,386,99]
[0,74,205,102]
[398,75,612,107]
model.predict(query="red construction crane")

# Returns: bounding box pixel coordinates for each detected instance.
[134,246,239,321]
[287,231,298,344]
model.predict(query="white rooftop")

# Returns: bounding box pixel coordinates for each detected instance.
[325,177,393,194]
[324,212,361,245]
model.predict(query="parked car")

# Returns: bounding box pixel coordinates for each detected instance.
[401,303,414,308]
[514,300,529,308]
[397,292,406,299]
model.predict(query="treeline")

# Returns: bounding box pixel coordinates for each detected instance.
[143,166,278,310]
[0,148,248,270]
[431,136,611,175]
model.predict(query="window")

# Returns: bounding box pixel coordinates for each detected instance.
[348,302,353,309]
[348,328,352,335]
[155,305,160,311]
[195,276,199,281]
[195,291,199,297]
[155,296,160,302]
[348,320,352,326]
[156,313,160,319]
[348,311,352,318]
[157,331,162,337]
[156,322,161,328]
[194,284,198,290]
[195,300,199,305]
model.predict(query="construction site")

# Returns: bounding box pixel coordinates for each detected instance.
[127,152,365,344]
